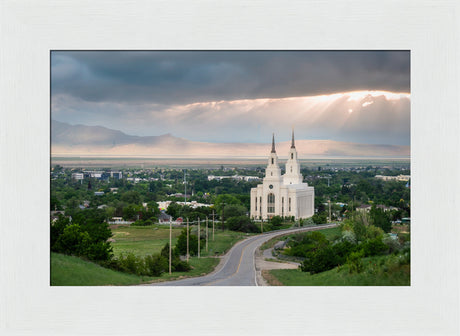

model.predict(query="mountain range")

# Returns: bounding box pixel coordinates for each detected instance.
[51,120,410,158]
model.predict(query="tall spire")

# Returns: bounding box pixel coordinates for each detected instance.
[291,128,295,148]
[271,133,276,153]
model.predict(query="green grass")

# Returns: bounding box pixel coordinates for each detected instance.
[260,226,341,250]
[111,226,252,259]
[50,252,153,286]
[51,252,220,286]
[149,257,220,283]
[111,225,183,257]
[266,254,410,286]
[198,230,254,257]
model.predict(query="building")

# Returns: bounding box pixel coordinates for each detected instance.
[71,173,84,180]
[250,132,314,220]
[375,174,410,182]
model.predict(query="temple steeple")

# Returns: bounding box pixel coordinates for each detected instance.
[265,133,282,180]
[284,129,303,185]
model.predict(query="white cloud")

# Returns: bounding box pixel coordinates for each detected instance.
[52,90,410,145]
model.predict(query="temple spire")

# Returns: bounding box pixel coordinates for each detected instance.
[271,133,276,153]
[291,128,295,148]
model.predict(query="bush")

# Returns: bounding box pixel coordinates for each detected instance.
[347,250,364,274]
[361,237,388,257]
[301,246,338,274]
[270,216,283,228]
[175,228,200,256]
[226,216,259,233]
[312,212,327,224]
[383,235,402,254]
[53,224,91,257]
[51,209,113,262]
[144,254,168,276]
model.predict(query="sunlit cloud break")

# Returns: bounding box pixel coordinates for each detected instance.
[52,90,410,146]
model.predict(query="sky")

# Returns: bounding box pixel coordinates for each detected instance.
[51,51,410,145]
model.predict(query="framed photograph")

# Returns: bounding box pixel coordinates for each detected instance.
[2,1,459,335]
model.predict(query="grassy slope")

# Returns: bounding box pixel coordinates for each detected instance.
[51,252,220,286]
[267,255,410,286]
[50,252,151,286]
[260,226,342,250]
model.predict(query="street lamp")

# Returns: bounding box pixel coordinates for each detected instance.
[221,203,226,231]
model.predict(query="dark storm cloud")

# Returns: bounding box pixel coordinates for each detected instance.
[51,51,410,105]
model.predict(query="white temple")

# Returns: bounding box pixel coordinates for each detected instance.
[250,131,314,220]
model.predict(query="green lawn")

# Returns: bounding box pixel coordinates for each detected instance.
[51,252,220,286]
[198,230,254,257]
[111,225,252,258]
[111,225,183,257]
[266,254,410,286]
[50,252,152,286]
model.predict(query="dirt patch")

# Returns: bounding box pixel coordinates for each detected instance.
[112,231,130,237]
[262,270,283,286]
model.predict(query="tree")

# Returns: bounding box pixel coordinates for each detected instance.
[269,215,283,229]
[53,224,91,256]
[214,194,241,213]
[121,190,141,205]
[222,204,247,219]
[370,206,392,233]
[175,228,199,256]
[226,216,259,233]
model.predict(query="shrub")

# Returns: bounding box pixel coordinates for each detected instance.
[361,237,388,257]
[175,228,199,256]
[383,235,402,254]
[53,224,91,256]
[341,230,357,244]
[347,250,364,274]
[312,212,327,224]
[226,216,259,233]
[269,216,283,228]
[301,246,338,274]
[144,254,168,276]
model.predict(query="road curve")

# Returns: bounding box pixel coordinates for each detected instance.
[147,224,338,286]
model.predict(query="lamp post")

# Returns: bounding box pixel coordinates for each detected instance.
[186,217,189,262]
[169,220,172,274]
[198,217,200,258]
[206,217,208,252]
[221,203,226,231]
[212,210,215,241]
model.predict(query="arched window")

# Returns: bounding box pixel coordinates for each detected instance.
[291,153,293,159]
[255,197,257,211]
[289,197,291,211]
[282,197,284,216]
[271,158,274,164]
[267,193,275,213]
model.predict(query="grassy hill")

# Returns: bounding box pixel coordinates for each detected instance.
[50,252,152,286]
[264,254,410,286]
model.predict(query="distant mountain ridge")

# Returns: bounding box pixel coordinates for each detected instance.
[51,120,410,158]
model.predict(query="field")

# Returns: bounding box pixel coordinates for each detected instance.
[110,224,253,258]
[264,254,410,286]
[110,225,183,257]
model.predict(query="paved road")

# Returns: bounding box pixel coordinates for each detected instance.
[148,223,338,286]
